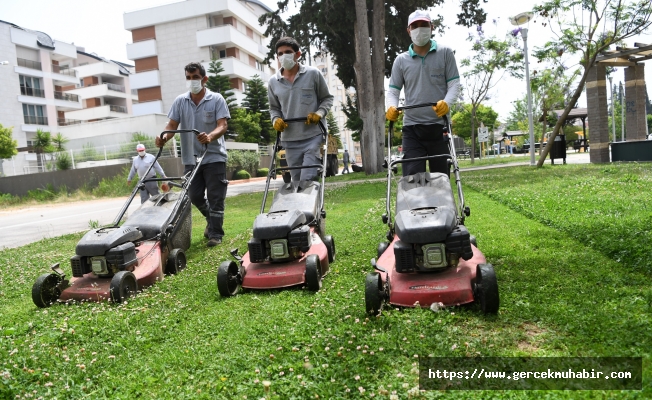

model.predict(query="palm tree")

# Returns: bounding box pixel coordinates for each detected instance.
[50,132,69,170]
[33,129,52,172]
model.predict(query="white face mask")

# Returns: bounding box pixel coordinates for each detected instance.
[138,151,146,157]
[410,27,431,47]
[279,53,296,70]
[186,79,203,94]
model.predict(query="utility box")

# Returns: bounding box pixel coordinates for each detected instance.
[550,134,567,165]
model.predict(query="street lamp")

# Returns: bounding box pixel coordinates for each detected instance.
[510,12,535,166]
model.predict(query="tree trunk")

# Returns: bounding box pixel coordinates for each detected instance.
[538,70,589,167]
[540,110,546,156]
[352,0,381,174]
[370,0,386,169]
[470,105,477,164]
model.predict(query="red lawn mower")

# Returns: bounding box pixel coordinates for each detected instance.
[365,103,499,315]
[31,130,206,307]
[217,118,334,296]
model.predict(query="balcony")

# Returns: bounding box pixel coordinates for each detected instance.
[20,86,45,98]
[51,64,77,77]
[74,62,125,79]
[109,105,128,113]
[66,83,132,100]
[202,58,269,82]
[65,104,129,121]
[54,91,80,102]
[23,115,49,125]
[17,58,42,70]
[132,100,163,116]
[130,70,161,90]
[106,83,125,93]
[196,25,266,60]
[126,39,157,60]
[58,118,82,126]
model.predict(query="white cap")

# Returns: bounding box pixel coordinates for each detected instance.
[136,143,145,151]
[408,10,431,27]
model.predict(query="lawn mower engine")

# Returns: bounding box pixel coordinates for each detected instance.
[393,172,474,273]
[248,180,320,263]
[71,226,143,278]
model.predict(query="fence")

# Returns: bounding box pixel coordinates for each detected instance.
[0,138,179,177]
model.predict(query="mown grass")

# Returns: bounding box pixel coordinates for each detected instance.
[0,163,650,399]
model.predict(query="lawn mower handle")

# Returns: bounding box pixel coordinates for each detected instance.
[112,129,203,228]
[260,117,329,225]
[386,104,466,231]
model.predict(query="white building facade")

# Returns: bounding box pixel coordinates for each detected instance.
[0,20,138,176]
[123,0,275,116]
[313,53,360,162]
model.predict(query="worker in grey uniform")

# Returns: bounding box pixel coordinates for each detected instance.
[268,36,334,182]
[386,9,460,177]
[127,143,167,203]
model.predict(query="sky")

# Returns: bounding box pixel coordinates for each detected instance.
[1,0,651,122]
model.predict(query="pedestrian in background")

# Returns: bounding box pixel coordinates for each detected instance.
[127,143,167,203]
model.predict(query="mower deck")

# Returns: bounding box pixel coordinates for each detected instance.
[376,237,486,308]
[58,241,164,303]
[242,231,329,290]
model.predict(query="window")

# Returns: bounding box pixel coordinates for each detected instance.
[19,75,44,97]
[22,104,47,125]
[219,50,226,59]
[242,82,248,92]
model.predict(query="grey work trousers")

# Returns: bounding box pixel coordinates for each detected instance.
[140,180,160,203]
[281,134,322,181]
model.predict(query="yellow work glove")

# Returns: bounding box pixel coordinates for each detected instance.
[432,100,449,117]
[273,118,288,132]
[306,112,321,125]
[386,106,399,122]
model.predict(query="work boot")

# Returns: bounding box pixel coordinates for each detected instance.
[207,238,222,247]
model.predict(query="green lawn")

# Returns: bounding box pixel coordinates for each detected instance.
[1,163,650,399]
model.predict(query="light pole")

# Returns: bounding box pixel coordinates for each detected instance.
[609,75,616,142]
[510,12,535,166]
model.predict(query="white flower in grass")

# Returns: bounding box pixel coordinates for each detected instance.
[358,386,365,393]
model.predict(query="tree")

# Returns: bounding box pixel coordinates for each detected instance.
[533,0,652,167]
[260,0,489,174]
[33,129,53,172]
[242,75,274,144]
[326,111,342,149]
[228,108,262,144]
[530,66,580,153]
[206,59,236,112]
[0,123,18,176]
[460,25,522,162]
[342,91,363,143]
[451,103,499,141]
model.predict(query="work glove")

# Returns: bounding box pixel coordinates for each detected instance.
[306,112,321,125]
[273,118,288,132]
[386,106,399,122]
[432,100,449,117]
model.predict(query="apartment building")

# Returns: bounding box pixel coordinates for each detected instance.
[313,52,360,161]
[0,20,138,175]
[123,0,274,116]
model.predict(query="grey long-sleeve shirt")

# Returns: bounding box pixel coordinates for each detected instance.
[268,64,334,141]
[128,153,166,181]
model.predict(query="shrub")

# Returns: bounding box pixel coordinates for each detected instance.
[233,170,251,180]
[56,152,72,170]
[93,166,132,197]
[227,150,259,173]
[256,168,269,177]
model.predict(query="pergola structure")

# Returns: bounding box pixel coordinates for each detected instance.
[585,42,651,163]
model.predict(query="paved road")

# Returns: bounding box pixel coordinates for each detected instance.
[0,152,590,249]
